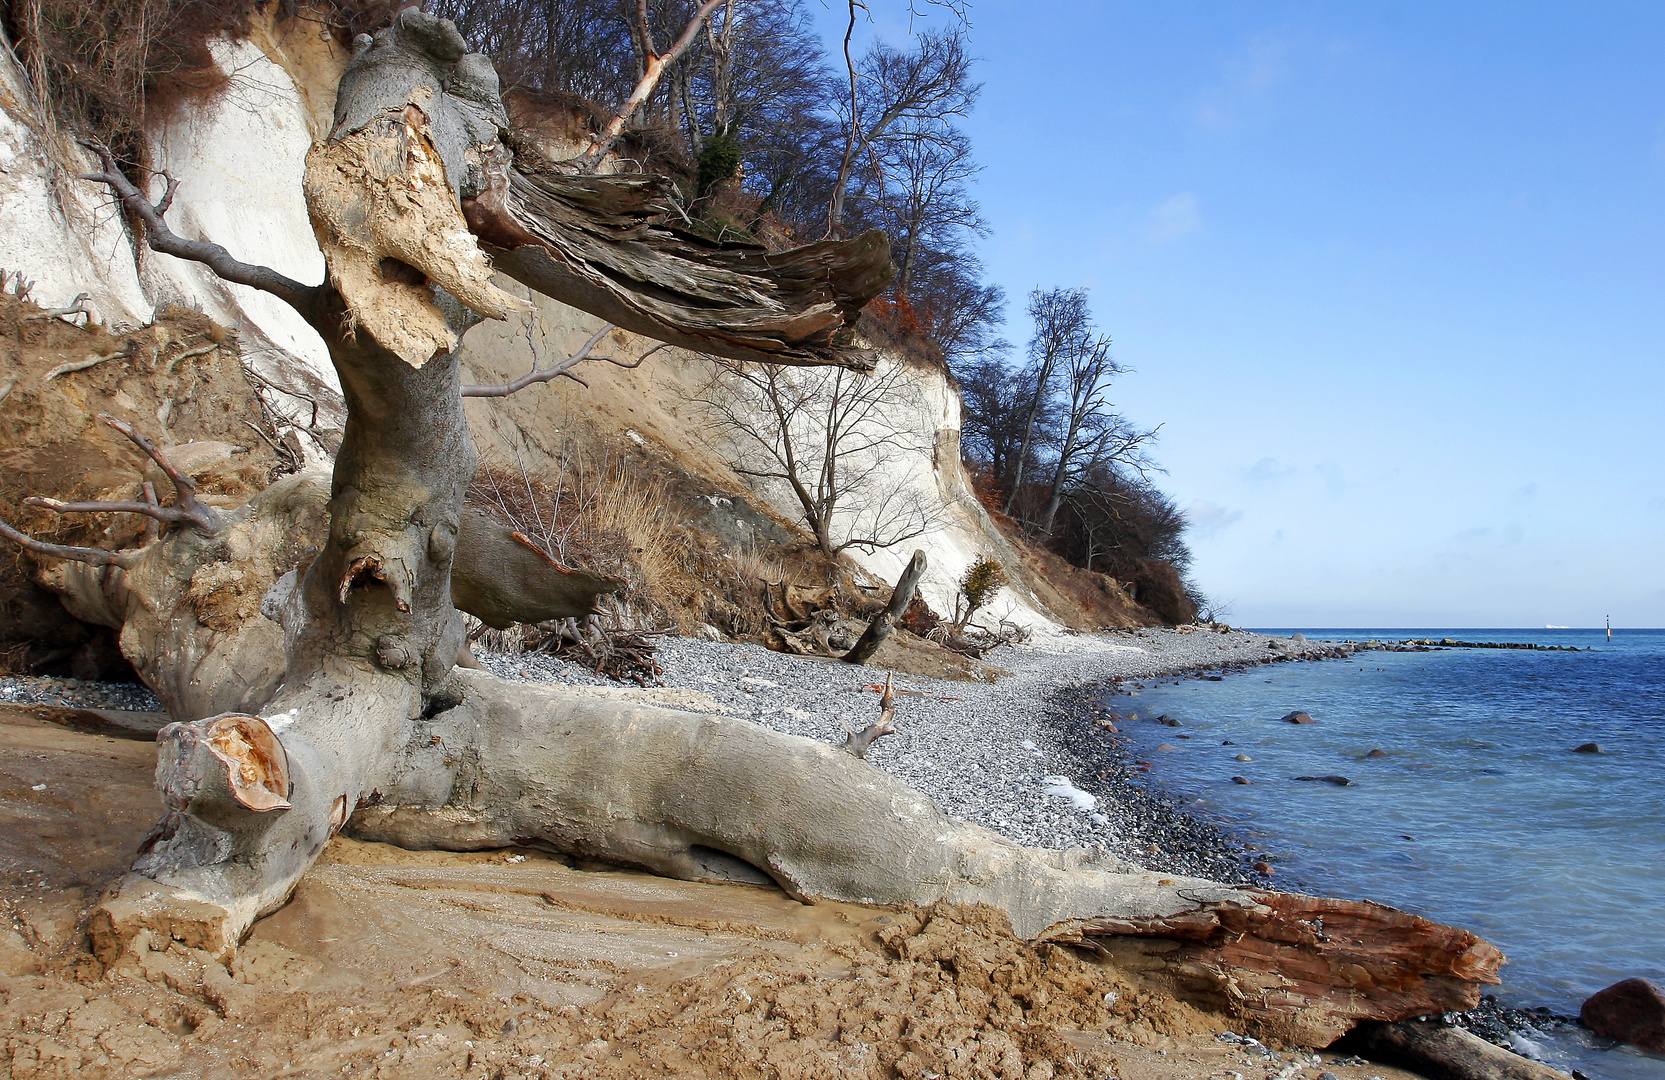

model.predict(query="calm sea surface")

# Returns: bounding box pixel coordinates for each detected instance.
[1105,628,1665,1079]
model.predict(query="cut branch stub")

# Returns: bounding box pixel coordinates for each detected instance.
[157,713,293,818]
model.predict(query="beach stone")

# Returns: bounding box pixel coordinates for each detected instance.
[1234,754,1252,761]
[1572,742,1604,754]
[1253,861,1275,874]
[1580,977,1665,1052]
[1231,776,1251,785]
[1365,748,1389,758]
[1282,711,1315,724]
[1158,715,1181,726]
[1291,633,1306,642]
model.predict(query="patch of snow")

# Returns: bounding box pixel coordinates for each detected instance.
[1042,775,1097,813]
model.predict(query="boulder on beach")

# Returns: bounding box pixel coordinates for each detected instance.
[1572,742,1604,754]
[1580,977,1665,1052]
[1282,711,1316,724]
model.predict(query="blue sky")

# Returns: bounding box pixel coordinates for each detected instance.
[822,2,1665,627]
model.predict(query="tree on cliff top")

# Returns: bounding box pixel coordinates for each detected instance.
[0,10,1502,1046]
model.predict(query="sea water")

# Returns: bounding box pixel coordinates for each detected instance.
[1108,628,1665,1079]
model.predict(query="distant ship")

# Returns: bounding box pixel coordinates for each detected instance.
[1545,624,1570,629]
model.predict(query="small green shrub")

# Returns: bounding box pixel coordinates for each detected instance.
[953,553,1008,630]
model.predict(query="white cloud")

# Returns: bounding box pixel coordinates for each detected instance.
[1146,192,1203,244]
[1242,457,1297,484]
[1187,499,1243,539]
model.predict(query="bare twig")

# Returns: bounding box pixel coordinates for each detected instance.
[462,323,667,398]
[77,144,318,315]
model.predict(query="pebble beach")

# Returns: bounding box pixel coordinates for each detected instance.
[0,626,1347,881]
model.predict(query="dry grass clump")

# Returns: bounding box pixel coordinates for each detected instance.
[5,0,396,149]
[467,442,676,635]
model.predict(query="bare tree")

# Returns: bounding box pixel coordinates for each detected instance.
[828,26,977,235]
[575,0,727,169]
[1035,335,1160,538]
[699,357,938,554]
[1002,286,1088,516]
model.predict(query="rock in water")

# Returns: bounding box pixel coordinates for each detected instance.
[1580,977,1665,1052]
[1365,748,1390,758]
[1572,742,1604,754]
[1283,710,1316,724]
[1294,775,1356,787]
[1232,776,1251,785]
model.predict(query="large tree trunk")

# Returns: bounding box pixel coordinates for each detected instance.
[14,8,1508,1048]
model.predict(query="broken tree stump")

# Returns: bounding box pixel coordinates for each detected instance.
[842,549,927,665]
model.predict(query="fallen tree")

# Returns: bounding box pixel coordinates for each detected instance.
[2,10,1504,1049]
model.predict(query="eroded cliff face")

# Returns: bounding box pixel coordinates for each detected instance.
[0,11,345,461]
[0,12,1149,664]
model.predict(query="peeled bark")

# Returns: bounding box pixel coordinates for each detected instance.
[470,166,894,369]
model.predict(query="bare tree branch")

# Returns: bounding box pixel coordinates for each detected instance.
[461,321,671,397]
[78,143,319,316]
[842,672,897,757]
[0,518,129,567]
[19,414,223,538]
[576,0,727,172]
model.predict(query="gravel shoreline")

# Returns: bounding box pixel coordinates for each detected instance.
[0,627,1349,877]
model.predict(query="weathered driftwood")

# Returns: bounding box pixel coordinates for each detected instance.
[842,673,897,757]
[1341,1019,1569,1080]
[0,9,1508,1046]
[450,510,622,629]
[842,549,927,664]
